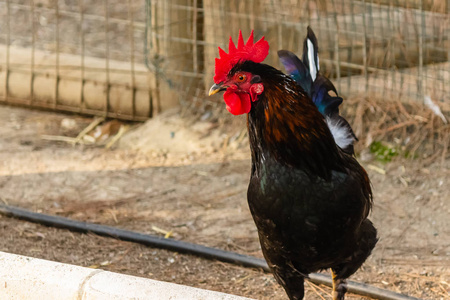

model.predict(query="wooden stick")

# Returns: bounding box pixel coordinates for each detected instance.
[41,135,81,144]
[105,125,129,149]
[74,117,105,144]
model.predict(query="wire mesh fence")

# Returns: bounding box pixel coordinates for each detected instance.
[0,0,153,121]
[146,0,449,114]
[0,0,449,121]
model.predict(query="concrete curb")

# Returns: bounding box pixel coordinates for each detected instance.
[0,251,254,300]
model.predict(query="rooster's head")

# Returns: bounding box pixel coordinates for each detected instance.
[208,31,269,115]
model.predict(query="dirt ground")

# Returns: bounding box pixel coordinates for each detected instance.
[0,105,448,300]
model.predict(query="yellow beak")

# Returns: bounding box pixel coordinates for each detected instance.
[208,83,226,96]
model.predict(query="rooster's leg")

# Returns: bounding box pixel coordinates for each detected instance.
[331,270,348,300]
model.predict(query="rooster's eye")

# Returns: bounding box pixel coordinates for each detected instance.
[236,74,246,82]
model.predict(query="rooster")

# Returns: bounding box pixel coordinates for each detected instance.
[209,29,377,300]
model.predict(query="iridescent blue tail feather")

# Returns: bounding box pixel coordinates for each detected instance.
[277,50,312,96]
[278,26,357,155]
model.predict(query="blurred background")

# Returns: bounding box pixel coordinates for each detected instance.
[1,0,448,119]
[0,1,448,299]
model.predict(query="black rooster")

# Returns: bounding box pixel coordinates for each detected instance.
[209,28,377,300]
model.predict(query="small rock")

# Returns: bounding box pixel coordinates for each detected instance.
[200,111,212,121]
[60,118,77,130]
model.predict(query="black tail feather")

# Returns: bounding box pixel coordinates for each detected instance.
[302,26,319,81]
[278,26,358,155]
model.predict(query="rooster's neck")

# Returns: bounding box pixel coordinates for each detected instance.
[247,76,342,180]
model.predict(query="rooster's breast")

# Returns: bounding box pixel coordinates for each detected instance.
[247,156,366,269]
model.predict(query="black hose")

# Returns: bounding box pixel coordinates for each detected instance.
[0,204,420,300]
[0,204,265,270]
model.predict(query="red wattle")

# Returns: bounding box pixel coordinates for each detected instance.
[223,90,251,115]
[250,83,264,102]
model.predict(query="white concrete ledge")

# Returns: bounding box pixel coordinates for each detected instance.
[0,251,253,300]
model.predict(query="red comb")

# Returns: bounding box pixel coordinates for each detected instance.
[214,30,269,84]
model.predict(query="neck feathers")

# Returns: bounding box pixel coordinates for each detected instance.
[248,74,343,179]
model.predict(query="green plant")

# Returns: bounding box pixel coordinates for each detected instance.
[369,141,399,162]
